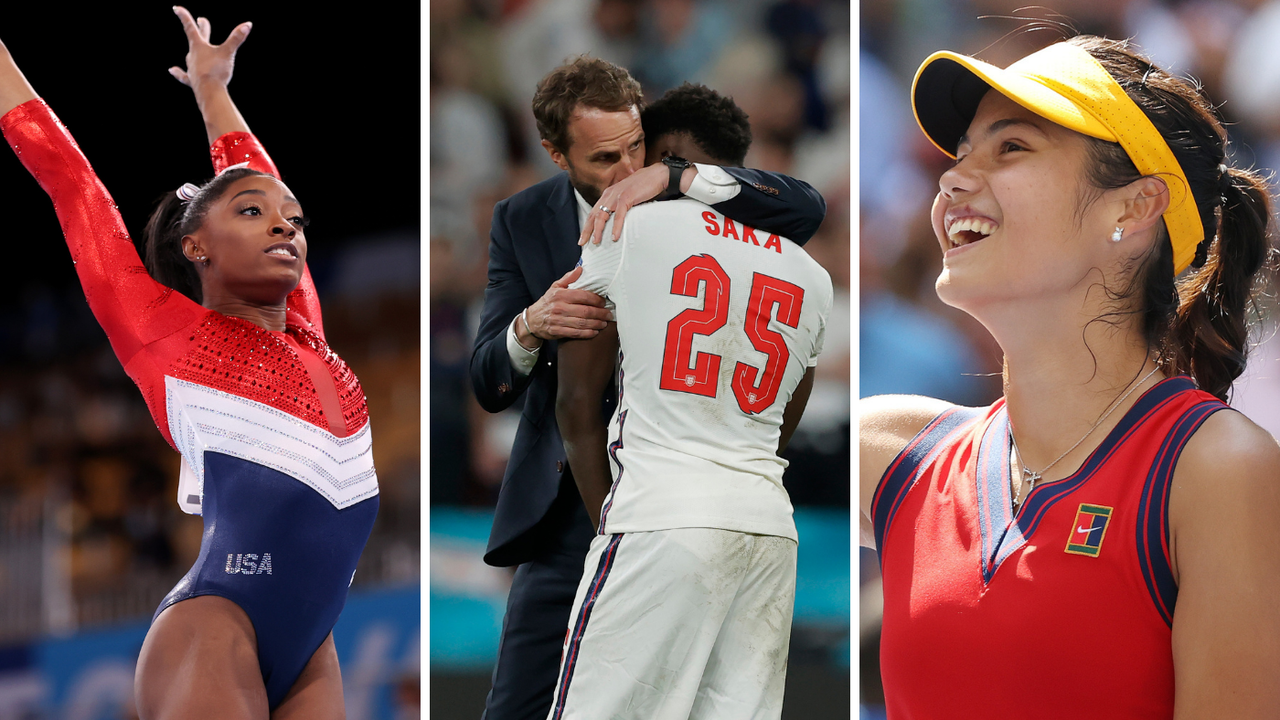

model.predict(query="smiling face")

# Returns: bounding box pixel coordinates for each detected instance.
[543,104,644,205]
[930,90,1122,314]
[183,175,308,307]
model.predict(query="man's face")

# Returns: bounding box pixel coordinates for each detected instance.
[644,130,717,166]
[543,104,644,205]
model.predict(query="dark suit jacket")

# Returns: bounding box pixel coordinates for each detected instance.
[471,168,825,567]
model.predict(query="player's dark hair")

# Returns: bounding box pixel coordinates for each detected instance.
[641,82,753,166]
[533,55,644,154]
[140,167,272,304]
[1072,35,1273,402]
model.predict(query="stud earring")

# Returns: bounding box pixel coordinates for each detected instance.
[1111,227,1124,243]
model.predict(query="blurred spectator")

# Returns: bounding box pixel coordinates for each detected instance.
[631,0,732,93]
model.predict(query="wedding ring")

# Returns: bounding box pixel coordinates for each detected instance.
[600,206,614,214]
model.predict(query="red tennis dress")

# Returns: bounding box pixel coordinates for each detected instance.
[871,376,1228,719]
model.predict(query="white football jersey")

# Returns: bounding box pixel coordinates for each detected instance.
[572,198,833,540]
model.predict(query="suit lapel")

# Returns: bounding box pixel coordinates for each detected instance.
[543,174,584,279]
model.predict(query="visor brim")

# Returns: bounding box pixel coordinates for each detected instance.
[912,51,1116,158]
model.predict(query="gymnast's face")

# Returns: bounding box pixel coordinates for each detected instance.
[930,90,1116,314]
[184,175,309,307]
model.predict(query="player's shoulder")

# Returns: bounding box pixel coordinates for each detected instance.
[1175,407,1280,504]
[859,394,960,513]
[860,394,958,455]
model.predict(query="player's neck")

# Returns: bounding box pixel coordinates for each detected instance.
[996,311,1157,480]
[202,296,289,332]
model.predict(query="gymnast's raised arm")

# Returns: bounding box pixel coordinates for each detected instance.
[168,6,326,336]
[0,39,36,116]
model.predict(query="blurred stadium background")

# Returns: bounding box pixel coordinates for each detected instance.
[429,0,851,717]
[860,0,1280,716]
[0,7,420,719]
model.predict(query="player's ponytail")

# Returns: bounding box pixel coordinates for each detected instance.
[1073,35,1275,402]
[139,167,271,304]
[1167,166,1272,401]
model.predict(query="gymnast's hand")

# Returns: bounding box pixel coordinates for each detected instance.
[168,6,252,92]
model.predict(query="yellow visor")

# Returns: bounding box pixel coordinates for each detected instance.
[911,41,1202,274]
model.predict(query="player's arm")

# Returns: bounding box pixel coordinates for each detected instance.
[1168,410,1280,718]
[469,199,609,413]
[779,368,815,455]
[0,39,36,115]
[555,324,619,531]
[581,164,826,246]
[859,395,954,549]
[167,8,333,337]
[169,7,252,144]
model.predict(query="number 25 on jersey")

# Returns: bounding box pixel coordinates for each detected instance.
[659,253,805,415]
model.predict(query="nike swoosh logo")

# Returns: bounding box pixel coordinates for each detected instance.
[1077,525,1102,534]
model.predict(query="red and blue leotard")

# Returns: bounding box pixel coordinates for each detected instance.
[871,376,1229,719]
[1,98,379,709]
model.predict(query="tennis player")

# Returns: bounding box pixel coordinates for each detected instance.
[860,35,1280,718]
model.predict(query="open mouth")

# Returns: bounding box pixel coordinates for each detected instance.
[264,243,298,258]
[946,217,997,248]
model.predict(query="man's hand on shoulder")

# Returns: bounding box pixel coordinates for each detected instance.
[520,267,611,346]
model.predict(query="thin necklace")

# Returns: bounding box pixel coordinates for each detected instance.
[1010,364,1162,509]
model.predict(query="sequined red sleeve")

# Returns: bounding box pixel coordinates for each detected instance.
[210,132,326,339]
[0,98,206,364]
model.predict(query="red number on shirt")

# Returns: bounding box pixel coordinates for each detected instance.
[659,254,730,397]
[660,257,805,414]
[733,273,805,414]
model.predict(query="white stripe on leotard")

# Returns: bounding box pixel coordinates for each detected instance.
[166,376,379,514]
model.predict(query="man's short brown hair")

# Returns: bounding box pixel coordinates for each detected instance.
[532,56,643,154]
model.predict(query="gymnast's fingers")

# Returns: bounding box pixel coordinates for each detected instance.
[173,6,203,45]
[223,22,252,53]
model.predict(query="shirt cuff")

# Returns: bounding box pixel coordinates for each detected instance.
[684,163,742,204]
[507,314,541,376]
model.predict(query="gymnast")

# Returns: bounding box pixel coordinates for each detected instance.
[0,8,378,718]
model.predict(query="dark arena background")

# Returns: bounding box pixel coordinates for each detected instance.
[0,6,420,719]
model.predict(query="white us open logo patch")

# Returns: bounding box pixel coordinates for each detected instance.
[225,553,273,575]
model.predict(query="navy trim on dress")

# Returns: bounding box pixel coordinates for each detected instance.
[872,406,984,569]
[1137,399,1229,626]
[975,377,1198,584]
[1014,377,1192,535]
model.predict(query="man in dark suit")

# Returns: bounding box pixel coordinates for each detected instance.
[471,57,827,720]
